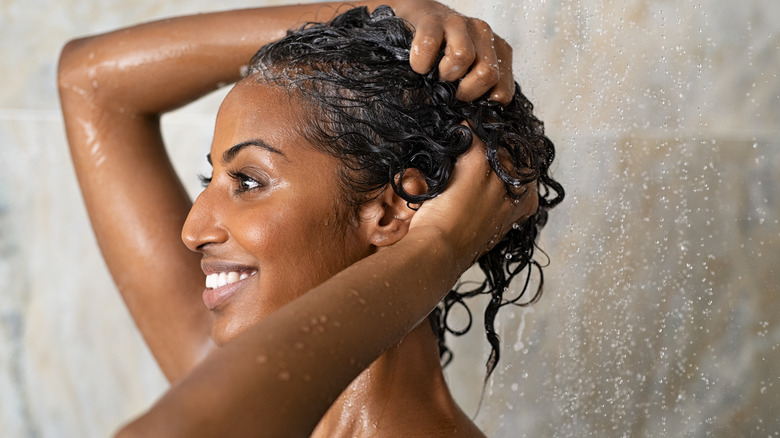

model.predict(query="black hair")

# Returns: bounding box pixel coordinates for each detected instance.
[247,5,564,380]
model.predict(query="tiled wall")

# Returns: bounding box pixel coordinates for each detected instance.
[1,1,777,436]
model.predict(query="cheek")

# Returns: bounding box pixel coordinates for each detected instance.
[293,208,366,282]
[241,199,362,284]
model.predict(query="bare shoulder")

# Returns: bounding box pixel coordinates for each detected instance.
[375,405,487,438]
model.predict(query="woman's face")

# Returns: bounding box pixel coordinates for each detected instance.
[182,80,373,345]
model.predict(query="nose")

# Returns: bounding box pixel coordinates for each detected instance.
[182,187,229,252]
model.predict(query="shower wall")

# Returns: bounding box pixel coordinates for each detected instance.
[1,0,777,436]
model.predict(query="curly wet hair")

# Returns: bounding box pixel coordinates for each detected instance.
[247,5,564,379]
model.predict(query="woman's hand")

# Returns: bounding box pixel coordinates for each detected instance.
[409,134,538,269]
[389,0,514,104]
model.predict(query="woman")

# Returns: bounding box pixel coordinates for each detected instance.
[58,1,562,436]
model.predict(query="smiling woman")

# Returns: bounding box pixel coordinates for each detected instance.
[57,1,561,436]
[186,81,371,345]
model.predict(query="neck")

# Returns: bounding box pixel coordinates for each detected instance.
[311,322,461,437]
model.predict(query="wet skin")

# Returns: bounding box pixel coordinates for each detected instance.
[182,79,375,345]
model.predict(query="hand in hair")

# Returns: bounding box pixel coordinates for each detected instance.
[409,132,538,270]
[390,0,514,103]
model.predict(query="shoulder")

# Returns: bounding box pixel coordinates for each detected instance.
[377,407,487,438]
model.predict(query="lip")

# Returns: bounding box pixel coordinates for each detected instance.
[202,273,256,310]
[200,259,258,310]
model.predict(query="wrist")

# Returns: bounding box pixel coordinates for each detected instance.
[403,225,473,278]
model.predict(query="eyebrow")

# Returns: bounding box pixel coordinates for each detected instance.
[205,139,286,166]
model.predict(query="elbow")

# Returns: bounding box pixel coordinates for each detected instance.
[57,37,99,101]
[113,412,175,438]
[114,419,148,438]
[114,423,141,438]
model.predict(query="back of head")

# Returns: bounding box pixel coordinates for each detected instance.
[247,5,564,378]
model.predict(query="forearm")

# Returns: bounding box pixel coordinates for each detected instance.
[118,226,463,438]
[57,2,405,116]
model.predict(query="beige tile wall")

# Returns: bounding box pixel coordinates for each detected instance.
[1,0,777,436]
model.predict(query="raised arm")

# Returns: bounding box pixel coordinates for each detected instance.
[58,1,513,383]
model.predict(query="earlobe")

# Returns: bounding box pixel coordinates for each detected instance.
[361,169,428,248]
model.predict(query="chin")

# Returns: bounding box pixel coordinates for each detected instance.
[210,316,252,346]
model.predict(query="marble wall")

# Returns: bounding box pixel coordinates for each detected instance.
[1,0,777,437]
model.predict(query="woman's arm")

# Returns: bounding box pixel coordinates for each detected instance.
[116,138,533,438]
[57,0,513,383]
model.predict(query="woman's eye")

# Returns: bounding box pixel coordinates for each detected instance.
[228,171,262,193]
[239,175,260,191]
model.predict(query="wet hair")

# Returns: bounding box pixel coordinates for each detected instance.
[247,5,564,379]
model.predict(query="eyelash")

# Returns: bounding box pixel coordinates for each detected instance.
[228,170,261,194]
[198,171,262,194]
[198,174,212,188]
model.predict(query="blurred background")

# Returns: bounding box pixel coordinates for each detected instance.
[1,0,777,436]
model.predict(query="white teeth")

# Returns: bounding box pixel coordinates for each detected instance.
[205,271,255,289]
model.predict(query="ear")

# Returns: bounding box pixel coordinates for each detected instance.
[358,169,428,248]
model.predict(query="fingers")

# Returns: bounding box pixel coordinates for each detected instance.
[408,128,536,265]
[487,36,515,105]
[450,19,497,102]
[409,15,445,75]
[409,12,514,105]
[437,17,476,82]
[447,135,534,260]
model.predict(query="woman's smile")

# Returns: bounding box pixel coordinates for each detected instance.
[202,269,258,310]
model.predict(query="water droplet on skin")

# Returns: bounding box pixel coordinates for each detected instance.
[255,355,268,364]
[278,371,291,381]
[294,342,305,350]
[384,280,391,287]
